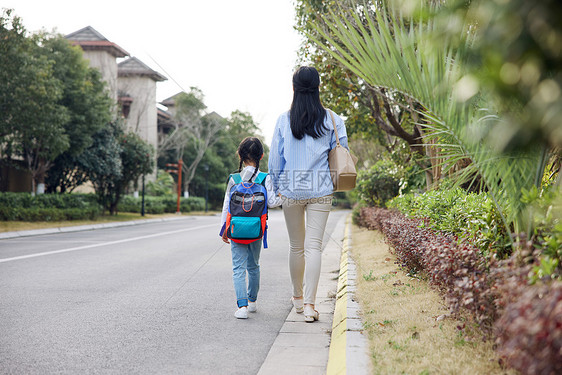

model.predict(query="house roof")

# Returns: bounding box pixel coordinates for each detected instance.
[65,26,129,57]
[204,111,224,120]
[160,92,184,107]
[157,108,173,121]
[118,57,167,82]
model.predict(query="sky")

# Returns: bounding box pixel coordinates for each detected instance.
[2,0,303,144]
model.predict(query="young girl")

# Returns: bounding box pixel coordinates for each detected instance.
[219,137,281,319]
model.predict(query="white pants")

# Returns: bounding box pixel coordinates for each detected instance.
[282,196,332,305]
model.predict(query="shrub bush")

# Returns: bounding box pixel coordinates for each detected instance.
[117,195,206,214]
[0,207,100,221]
[520,186,562,281]
[333,191,353,209]
[0,193,101,221]
[389,188,511,257]
[0,192,33,209]
[146,170,175,196]
[358,206,500,331]
[355,160,400,207]
[357,206,562,373]
[183,197,205,212]
[495,282,562,375]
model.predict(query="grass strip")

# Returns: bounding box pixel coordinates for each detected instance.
[350,224,514,374]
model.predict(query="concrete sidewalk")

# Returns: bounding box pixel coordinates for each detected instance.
[258,214,370,375]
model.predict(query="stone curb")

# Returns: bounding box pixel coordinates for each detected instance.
[0,216,197,240]
[326,216,371,375]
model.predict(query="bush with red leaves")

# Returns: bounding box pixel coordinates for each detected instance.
[358,206,562,374]
[495,283,562,375]
[358,207,499,331]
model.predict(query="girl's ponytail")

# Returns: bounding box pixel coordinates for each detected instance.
[249,159,259,182]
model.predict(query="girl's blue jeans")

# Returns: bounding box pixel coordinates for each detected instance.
[231,239,262,308]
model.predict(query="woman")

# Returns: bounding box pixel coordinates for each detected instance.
[269,66,348,322]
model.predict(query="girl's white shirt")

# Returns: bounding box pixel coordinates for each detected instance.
[220,166,282,227]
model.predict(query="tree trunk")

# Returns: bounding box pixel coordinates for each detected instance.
[367,88,435,188]
[28,156,51,195]
[109,190,121,215]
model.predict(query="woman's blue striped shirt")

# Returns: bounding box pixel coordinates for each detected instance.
[268,110,348,200]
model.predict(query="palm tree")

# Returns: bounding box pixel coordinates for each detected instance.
[307,1,547,240]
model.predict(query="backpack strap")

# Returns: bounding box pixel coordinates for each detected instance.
[257,172,268,249]
[229,173,242,185]
[253,172,268,185]
[263,225,268,249]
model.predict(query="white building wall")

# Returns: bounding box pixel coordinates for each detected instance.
[82,50,118,102]
[118,76,157,149]
[118,76,158,182]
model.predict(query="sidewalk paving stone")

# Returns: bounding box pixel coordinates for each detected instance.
[258,212,371,375]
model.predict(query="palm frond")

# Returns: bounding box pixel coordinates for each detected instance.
[307,1,544,235]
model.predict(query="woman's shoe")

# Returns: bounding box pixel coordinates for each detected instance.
[304,305,319,323]
[234,306,248,319]
[292,297,304,314]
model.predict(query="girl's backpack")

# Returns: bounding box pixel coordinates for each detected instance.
[225,172,269,248]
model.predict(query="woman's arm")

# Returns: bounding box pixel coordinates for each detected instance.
[268,114,286,193]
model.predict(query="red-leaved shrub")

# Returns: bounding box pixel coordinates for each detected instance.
[358,206,562,374]
[359,207,499,331]
[495,283,562,375]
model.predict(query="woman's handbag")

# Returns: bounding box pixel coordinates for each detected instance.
[328,110,358,192]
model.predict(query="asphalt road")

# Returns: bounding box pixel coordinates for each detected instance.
[0,209,347,374]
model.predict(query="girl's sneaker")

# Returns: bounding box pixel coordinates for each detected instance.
[234,306,248,319]
[248,301,257,313]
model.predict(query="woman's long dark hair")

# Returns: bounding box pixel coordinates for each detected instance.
[289,66,327,140]
[237,137,263,182]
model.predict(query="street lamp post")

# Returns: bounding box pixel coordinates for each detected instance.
[141,174,145,216]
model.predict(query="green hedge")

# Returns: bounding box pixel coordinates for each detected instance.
[389,188,511,257]
[0,192,207,221]
[0,192,99,209]
[117,196,206,214]
[0,193,101,221]
[355,160,401,207]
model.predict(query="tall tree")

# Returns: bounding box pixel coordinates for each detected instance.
[79,121,122,214]
[0,9,28,143]
[41,36,113,193]
[82,120,154,214]
[295,0,434,185]
[0,10,69,193]
[189,110,267,208]
[158,88,226,194]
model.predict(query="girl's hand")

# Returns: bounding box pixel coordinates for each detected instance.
[222,230,230,244]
